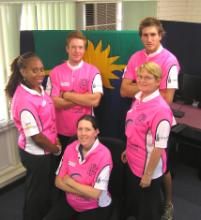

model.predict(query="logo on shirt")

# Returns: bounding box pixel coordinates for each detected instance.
[79,79,89,91]
[97,176,108,184]
[68,161,76,167]
[156,133,169,141]
[24,122,33,129]
[70,173,82,183]
[128,143,139,151]
[61,82,70,86]
[135,113,147,125]
[87,163,98,177]
[42,100,46,107]
[125,119,133,128]
[71,173,81,179]
[168,76,172,83]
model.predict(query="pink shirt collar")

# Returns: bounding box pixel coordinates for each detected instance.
[20,84,44,96]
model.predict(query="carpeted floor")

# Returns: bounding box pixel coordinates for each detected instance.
[0,162,201,220]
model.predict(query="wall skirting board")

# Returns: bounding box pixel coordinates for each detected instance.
[0,121,26,188]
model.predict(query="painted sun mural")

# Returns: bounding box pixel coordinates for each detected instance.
[83,40,125,89]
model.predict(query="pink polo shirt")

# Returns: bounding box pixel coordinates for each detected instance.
[57,139,113,212]
[123,46,180,90]
[47,61,103,137]
[125,90,173,179]
[11,84,57,155]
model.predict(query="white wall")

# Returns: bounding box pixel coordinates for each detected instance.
[122,0,201,30]
[0,123,26,188]
[122,1,157,30]
[157,0,201,23]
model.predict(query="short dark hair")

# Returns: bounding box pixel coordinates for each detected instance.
[66,31,87,47]
[77,115,99,130]
[139,17,165,38]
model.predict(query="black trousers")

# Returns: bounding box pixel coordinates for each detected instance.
[57,134,71,163]
[166,131,178,176]
[43,195,112,220]
[20,150,57,220]
[125,165,163,220]
[58,134,71,151]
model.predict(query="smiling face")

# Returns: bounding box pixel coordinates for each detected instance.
[141,26,162,54]
[77,119,99,151]
[66,38,86,66]
[21,57,45,91]
[137,69,160,98]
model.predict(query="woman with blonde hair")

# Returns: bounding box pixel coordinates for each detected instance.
[122,62,174,220]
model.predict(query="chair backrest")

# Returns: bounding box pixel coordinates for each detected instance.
[99,136,126,198]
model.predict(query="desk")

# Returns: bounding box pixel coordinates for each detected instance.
[171,102,201,173]
[171,102,201,130]
[171,103,201,176]
[171,102,201,145]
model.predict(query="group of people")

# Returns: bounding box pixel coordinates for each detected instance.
[5,17,179,220]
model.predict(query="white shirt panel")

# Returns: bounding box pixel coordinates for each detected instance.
[25,136,45,155]
[145,126,169,179]
[155,120,171,148]
[151,158,163,179]
[45,76,52,96]
[122,65,127,78]
[98,190,112,207]
[92,74,103,94]
[94,165,110,190]
[94,165,111,207]
[167,65,179,89]
[21,110,40,137]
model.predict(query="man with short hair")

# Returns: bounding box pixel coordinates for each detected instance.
[47,31,103,152]
[120,17,180,220]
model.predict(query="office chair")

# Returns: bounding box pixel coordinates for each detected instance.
[99,136,126,220]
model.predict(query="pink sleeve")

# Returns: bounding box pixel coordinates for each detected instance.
[20,101,41,132]
[50,68,61,97]
[123,55,137,81]
[57,149,69,177]
[159,54,180,90]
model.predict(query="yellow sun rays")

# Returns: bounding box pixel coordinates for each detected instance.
[83,40,125,89]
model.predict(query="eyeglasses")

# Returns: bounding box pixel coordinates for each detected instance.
[137,75,155,82]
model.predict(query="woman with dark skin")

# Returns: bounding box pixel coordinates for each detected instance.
[5,52,61,220]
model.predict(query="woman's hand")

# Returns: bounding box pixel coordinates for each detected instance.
[121,150,127,163]
[139,173,152,188]
[63,175,74,186]
[56,138,61,147]
[31,133,61,154]
[53,138,62,156]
